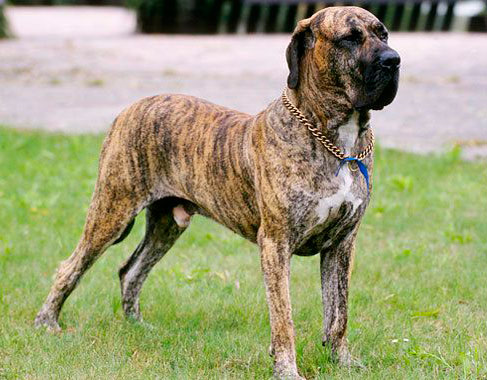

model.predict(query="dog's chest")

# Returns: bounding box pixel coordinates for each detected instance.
[300,164,364,241]
[292,114,366,255]
[313,165,363,223]
[317,114,363,216]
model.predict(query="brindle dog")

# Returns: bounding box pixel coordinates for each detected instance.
[35,6,400,379]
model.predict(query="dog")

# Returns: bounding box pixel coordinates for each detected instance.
[35,6,400,379]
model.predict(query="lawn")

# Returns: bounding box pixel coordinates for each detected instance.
[0,126,486,379]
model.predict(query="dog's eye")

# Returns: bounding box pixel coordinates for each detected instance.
[374,24,389,42]
[379,31,388,42]
[342,29,363,44]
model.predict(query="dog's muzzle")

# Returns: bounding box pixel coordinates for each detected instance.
[362,48,401,111]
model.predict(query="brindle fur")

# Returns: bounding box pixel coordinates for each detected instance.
[35,7,400,379]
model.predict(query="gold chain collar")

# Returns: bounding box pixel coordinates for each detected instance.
[281,90,374,161]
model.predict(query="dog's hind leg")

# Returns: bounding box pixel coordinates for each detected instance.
[119,198,186,321]
[34,181,148,332]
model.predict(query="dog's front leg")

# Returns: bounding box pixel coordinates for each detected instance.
[259,236,304,380]
[320,227,362,367]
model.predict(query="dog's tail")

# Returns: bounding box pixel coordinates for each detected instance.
[112,219,135,245]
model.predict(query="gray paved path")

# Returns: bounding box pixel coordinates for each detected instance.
[1,7,486,159]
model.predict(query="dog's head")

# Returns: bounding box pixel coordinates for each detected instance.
[286,6,400,111]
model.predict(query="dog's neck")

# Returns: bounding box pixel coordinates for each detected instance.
[286,87,370,146]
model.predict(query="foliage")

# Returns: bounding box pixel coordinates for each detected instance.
[0,4,9,39]
[0,126,486,379]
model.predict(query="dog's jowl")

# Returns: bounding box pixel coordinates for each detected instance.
[35,6,400,379]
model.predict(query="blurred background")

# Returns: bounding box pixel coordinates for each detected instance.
[0,0,486,158]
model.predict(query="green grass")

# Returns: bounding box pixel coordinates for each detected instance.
[0,126,486,379]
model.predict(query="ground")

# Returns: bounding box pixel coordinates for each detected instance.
[1,6,487,159]
[0,128,486,379]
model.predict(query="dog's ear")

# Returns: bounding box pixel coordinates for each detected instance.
[286,18,314,89]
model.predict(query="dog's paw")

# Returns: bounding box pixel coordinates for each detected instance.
[337,347,365,369]
[323,340,365,369]
[273,361,305,380]
[339,355,365,369]
[122,299,143,322]
[34,312,62,333]
[126,317,155,331]
[272,371,306,380]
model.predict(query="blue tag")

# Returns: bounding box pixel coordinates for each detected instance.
[335,157,370,196]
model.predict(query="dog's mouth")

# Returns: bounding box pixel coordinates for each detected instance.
[355,68,399,111]
[369,69,400,110]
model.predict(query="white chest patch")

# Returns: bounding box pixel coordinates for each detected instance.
[315,112,363,223]
[315,166,362,222]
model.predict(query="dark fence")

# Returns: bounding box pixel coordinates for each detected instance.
[7,0,123,4]
[241,0,457,32]
[133,0,486,33]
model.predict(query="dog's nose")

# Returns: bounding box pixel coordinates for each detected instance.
[379,50,401,70]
